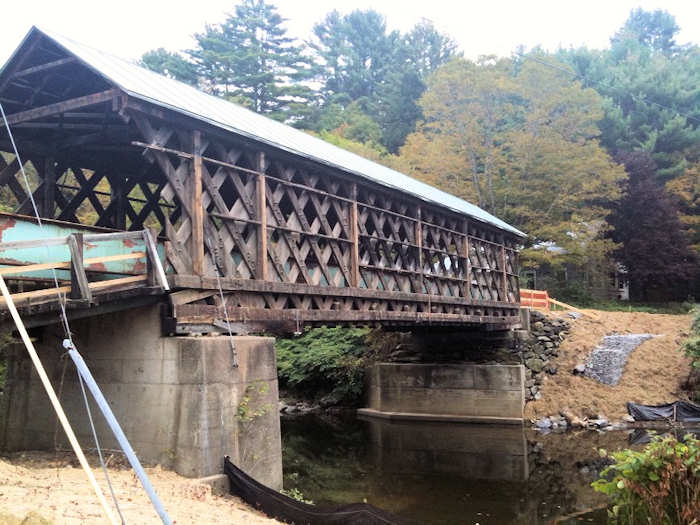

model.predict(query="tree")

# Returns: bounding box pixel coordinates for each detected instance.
[310,9,399,102]
[400,56,626,268]
[559,8,700,257]
[402,19,460,79]
[141,48,198,86]
[608,151,697,301]
[187,0,316,120]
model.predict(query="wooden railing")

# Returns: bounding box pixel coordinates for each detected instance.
[0,229,168,307]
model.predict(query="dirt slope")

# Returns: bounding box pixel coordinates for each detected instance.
[524,310,693,421]
[0,451,278,524]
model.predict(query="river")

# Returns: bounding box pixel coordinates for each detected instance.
[279,413,647,525]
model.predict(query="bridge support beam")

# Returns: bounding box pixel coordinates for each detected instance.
[0,304,282,488]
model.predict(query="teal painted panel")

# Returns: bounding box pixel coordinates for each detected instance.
[0,217,165,281]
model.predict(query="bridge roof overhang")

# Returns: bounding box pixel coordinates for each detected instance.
[0,26,525,240]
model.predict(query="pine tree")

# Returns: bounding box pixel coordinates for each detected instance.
[188,0,316,120]
[141,49,198,86]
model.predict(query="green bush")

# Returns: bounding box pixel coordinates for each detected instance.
[683,308,700,367]
[276,327,371,405]
[592,434,700,524]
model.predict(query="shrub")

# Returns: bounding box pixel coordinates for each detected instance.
[275,327,371,406]
[592,434,700,524]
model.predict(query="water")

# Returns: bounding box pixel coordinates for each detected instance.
[280,414,633,525]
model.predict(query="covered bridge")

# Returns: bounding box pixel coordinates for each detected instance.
[0,27,525,333]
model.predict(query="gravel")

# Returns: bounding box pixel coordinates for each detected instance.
[584,334,654,386]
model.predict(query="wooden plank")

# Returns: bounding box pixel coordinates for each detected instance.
[0,260,70,275]
[0,285,72,305]
[68,234,92,302]
[170,274,520,311]
[2,89,117,125]
[12,57,76,78]
[42,157,56,218]
[415,206,423,293]
[191,131,205,275]
[89,274,148,290]
[169,289,217,306]
[85,252,146,265]
[256,152,267,280]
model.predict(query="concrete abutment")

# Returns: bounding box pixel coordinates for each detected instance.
[0,304,282,490]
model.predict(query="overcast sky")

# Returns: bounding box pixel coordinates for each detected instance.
[2,0,699,65]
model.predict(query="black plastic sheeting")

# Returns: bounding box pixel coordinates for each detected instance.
[627,401,700,423]
[224,457,415,525]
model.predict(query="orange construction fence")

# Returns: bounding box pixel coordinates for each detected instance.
[519,288,550,310]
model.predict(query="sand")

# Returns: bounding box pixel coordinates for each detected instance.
[524,309,693,421]
[0,451,279,524]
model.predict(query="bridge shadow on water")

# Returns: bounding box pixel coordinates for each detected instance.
[281,413,623,525]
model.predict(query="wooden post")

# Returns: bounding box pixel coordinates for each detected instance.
[501,236,508,303]
[415,206,423,293]
[349,182,360,287]
[112,175,126,230]
[463,219,471,299]
[42,157,56,218]
[191,131,204,275]
[256,152,268,280]
[68,233,92,302]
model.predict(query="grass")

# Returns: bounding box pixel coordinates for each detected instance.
[564,300,695,315]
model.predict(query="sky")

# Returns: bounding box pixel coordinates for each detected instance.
[1,0,699,65]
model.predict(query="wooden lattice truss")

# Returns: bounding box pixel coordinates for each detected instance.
[0,42,521,331]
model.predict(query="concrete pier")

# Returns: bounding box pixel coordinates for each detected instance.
[359,362,525,424]
[0,305,282,489]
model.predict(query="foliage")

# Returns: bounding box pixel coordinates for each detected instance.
[141,48,198,85]
[280,487,313,504]
[682,308,700,366]
[275,327,371,405]
[592,434,700,524]
[236,381,272,423]
[400,55,625,269]
[608,152,697,301]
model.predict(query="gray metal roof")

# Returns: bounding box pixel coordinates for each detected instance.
[14,27,526,237]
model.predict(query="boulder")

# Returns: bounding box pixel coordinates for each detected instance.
[526,358,545,373]
[573,364,586,375]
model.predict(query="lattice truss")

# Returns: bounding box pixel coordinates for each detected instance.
[0,152,177,234]
[0,110,521,323]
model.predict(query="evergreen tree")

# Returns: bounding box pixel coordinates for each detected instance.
[140,48,198,86]
[608,151,697,301]
[188,0,316,120]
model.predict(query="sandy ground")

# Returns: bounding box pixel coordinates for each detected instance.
[0,451,279,524]
[524,309,693,421]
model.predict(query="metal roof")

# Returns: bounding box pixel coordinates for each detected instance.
[11,27,525,237]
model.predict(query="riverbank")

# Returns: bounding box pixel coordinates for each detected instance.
[0,451,278,524]
[525,310,693,423]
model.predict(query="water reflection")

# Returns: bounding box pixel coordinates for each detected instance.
[281,414,623,524]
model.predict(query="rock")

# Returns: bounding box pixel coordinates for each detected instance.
[537,336,551,342]
[589,417,609,428]
[567,311,583,319]
[569,417,583,428]
[526,358,545,373]
[533,321,544,331]
[534,391,542,400]
[622,414,635,423]
[546,365,558,375]
[535,417,552,429]
[573,364,586,375]
[525,379,535,388]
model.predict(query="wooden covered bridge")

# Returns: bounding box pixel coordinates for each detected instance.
[0,27,525,334]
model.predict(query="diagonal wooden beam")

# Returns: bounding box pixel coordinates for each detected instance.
[12,57,76,79]
[2,89,117,125]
